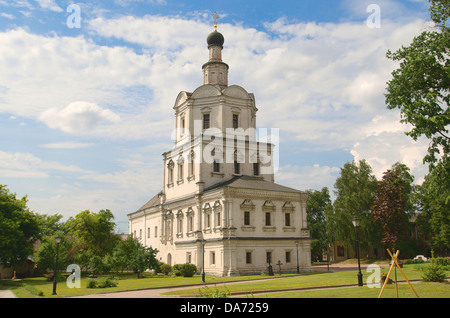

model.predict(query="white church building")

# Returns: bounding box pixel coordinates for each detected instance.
[128,21,312,276]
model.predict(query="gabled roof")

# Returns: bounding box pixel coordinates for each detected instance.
[136,191,162,212]
[203,175,305,194]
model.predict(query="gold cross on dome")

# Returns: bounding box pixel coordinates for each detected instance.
[213,11,219,31]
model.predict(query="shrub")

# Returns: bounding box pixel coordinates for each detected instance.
[86,279,98,288]
[172,264,182,276]
[160,263,172,275]
[179,263,197,277]
[24,284,44,296]
[422,262,446,282]
[86,278,118,288]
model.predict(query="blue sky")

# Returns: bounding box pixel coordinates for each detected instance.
[0,0,432,233]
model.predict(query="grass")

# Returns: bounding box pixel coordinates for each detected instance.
[0,272,295,298]
[263,282,449,298]
[162,265,449,298]
[1,264,448,298]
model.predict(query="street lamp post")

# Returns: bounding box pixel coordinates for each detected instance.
[295,241,299,273]
[52,236,62,295]
[201,236,206,283]
[352,218,363,286]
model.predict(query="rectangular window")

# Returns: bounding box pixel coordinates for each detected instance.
[213,160,220,172]
[246,252,252,264]
[265,212,271,226]
[232,114,239,129]
[244,211,250,226]
[178,163,183,181]
[285,213,291,226]
[286,251,291,263]
[216,211,221,227]
[168,167,173,184]
[266,251,272,264]
[234,161,240,174]
[147,227,150,238]
[203,114,210,130]
[154,226,158,238]
[211,252,216,265]
[253,162,259,176]
[188,216,193,232]
[206,214,210,228]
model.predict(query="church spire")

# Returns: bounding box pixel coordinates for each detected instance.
[202,12,229,86]
[213,11,218,31]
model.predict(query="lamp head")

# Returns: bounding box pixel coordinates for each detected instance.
[352,217,361,228]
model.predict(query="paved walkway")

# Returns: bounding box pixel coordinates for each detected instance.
[0,290,17,298]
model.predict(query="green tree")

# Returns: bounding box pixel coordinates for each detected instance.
[333,160,381,253]
[117,236,158,278]
[65,209,120,269]
[386,0,450,256]
[34,213,65,237]
[371,163,415,254]
[34,235,76,272]
[385,0,449,169]
[0,185,40,271]
[306,187,333,261]
[415,156,450,254]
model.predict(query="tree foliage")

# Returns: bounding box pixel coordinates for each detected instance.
[306,187,333,261]
[109,236,158,278]
[385,0,450,255]
[415,156,450,254]
[65,209,120,265]
[0,185,40,269]
[371,163,414,252]
[385,0,449,168]
[332,160,381,251]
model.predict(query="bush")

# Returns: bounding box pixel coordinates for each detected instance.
[179,263,197,277]
[422,261,447,282]
[24,284,44,296]
[160,263,172,275]
[172,264,182,276]
[86,278,118,288]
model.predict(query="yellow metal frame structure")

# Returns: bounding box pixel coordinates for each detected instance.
[378,249,419,298]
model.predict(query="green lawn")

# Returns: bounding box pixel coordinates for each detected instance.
[162,265,449,298]
[1,265,448,298]
[0,272,295,298]
[263,282,449,298]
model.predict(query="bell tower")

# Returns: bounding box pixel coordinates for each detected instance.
[202,12,229,86]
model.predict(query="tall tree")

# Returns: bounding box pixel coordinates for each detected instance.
[415,156,450,254]
[371,163,415,253]
[386,0,450,255]
[0,185,40,270]
[385,0,449,169]
[65,209,120,269]
[333,160,381,252]
[306,187,333,261]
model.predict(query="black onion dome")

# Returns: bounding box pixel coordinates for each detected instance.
[207,30,224,47]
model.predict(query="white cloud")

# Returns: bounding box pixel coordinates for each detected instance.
[35,0,62,12]
[40,101,120,134]
[1,12,15,19]
[350,129,429,182]
[275,164,341,192]
[39,142,95,149]
[0,151,89,178]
